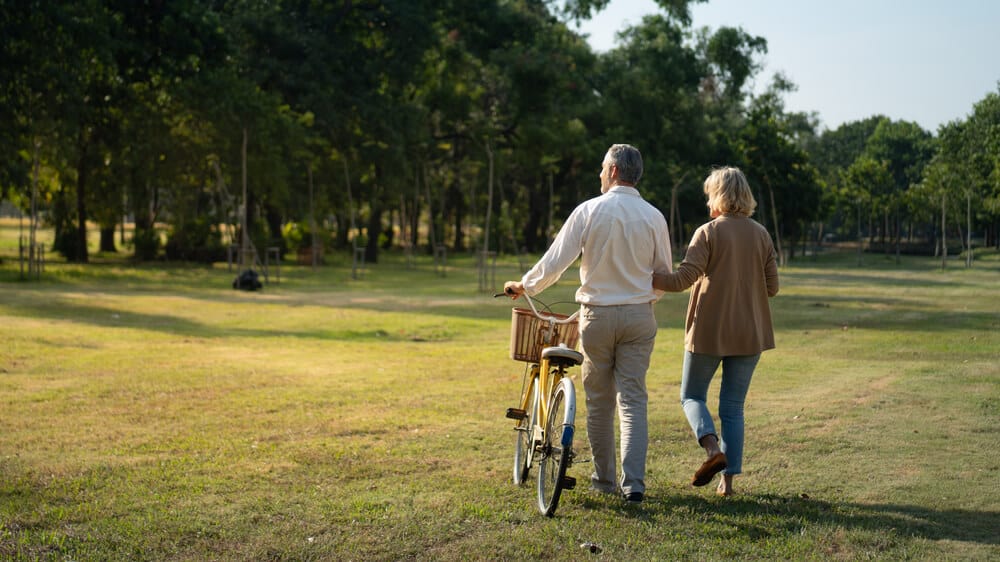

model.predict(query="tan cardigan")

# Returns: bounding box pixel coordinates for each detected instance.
[654,215,778,356]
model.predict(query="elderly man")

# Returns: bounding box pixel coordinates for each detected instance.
[504,144,672,503]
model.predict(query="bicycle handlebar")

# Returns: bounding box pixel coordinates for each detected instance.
[494,289,580,324]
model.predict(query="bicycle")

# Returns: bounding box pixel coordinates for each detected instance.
[495,291,583,517]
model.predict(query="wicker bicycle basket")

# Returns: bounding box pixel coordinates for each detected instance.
[509,307,580,363]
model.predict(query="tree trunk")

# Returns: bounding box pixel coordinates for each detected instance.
[547,171,554,247]
[335,209,350,249]
[132,173,159,261]
[308,164,317,268]
[881,206,888,249]
[940,192,947,270]
[449,181,465,252]
[366,168,382,264]
[74,131,90,263]
[856,200,863,266]
[423,164,438,254]
[265,204,283,255]
[381,207,395,250]
[366,206,382,263]
[482,141,494,254]
[767,183,783,266]
[410,195,421,248]
[669,179,679,252]
[99,226,117,253]
[410,169,421,248]
[240,127,250,270]
[523,178,545,252]
[343,158,358,250]
[894,210,900,264]
[966,191,972,268]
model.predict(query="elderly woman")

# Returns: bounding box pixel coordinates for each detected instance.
[653,166,779,496]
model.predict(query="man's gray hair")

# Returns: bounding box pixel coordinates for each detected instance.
[606,144,643,185]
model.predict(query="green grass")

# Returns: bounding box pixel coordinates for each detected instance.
[1,228,998,560]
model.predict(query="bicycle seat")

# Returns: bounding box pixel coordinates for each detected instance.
[542,344,583,367]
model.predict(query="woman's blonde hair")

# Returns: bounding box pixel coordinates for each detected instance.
[703,166,756,217]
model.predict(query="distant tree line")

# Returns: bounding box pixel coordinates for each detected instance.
[2,0,998,266]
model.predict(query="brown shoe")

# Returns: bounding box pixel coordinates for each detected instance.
[692,452,727,487]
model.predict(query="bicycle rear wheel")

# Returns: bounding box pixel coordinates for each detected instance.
[537,377,576,516]
[513,376,538,485]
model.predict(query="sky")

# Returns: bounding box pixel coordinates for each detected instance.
[573,0,1000,133]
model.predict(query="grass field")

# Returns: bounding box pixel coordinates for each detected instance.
[1,223,998,560]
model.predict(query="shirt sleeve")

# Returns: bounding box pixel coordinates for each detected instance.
[655,225,708,292]
[520,205,586,296]
[764,235,779,297]
[651,214,673,299]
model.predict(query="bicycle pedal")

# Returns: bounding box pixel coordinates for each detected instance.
[505,408,527,421]
[562,476,576,490]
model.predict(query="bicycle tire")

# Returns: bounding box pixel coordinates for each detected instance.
[513,376,538,485]
[537,377,576,516]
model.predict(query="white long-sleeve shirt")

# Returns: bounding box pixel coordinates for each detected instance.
[521,185,672,306]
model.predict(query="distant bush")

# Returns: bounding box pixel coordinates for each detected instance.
[282,221,307,250]
[132,227,160,261]
[165,219,226,263]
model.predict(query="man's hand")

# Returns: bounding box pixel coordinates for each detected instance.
[503,281,525,300]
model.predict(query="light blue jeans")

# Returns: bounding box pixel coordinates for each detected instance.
[680,351,760,474]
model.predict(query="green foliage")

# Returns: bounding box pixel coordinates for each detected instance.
[281,221,306,251]
[736,94,823,256]
[703,26,768,101]
[3,1,998,265]
[281,221,327,252]
[131,225,161,261]
[164,217,225,263]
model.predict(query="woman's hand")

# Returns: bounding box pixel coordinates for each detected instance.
[652,272,670,292]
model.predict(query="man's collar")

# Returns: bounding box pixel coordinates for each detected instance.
[607,184,640,196]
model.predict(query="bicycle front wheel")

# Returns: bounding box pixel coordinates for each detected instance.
[513,375,538,485]
[537,377,576,517]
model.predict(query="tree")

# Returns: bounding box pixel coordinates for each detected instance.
[844,155,893,264]
[959,88,1000,252]
[862,119,934,259]
[596,12,709,229]
[808,116,886,241]
[737,89,822,263]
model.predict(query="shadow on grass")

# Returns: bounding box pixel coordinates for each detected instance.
[773,294,999,333]
[780,270,958,289]
[582,492,998,546]
[6,286,997,344]
[0,295,487,342]
[4,252,998,338]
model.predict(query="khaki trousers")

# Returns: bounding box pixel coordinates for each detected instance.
[579,302,656,495]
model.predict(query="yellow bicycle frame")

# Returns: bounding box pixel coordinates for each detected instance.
[520,356,562,444]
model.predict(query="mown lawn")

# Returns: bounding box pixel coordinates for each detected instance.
[1,235,997,560]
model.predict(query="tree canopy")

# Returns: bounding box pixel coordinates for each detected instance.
[2,1,997,266]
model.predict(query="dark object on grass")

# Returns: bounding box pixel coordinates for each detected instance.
[233,269,263,291]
